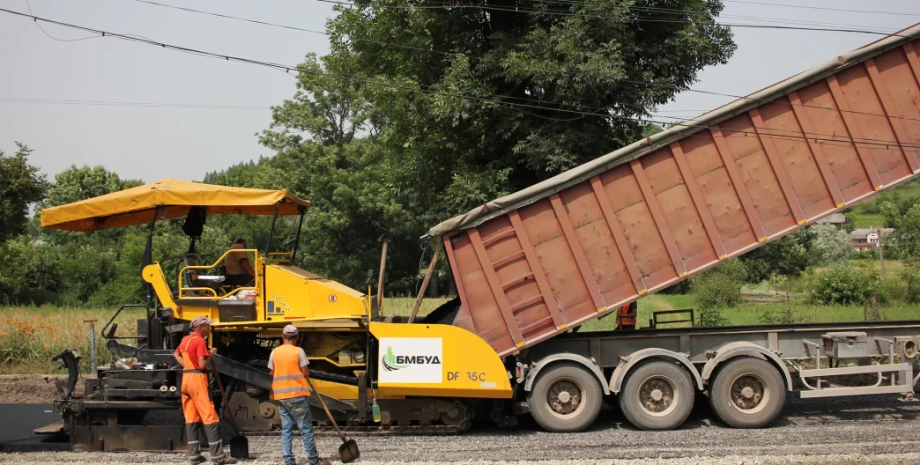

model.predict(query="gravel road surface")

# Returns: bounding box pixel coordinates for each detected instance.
[2,395,920,465]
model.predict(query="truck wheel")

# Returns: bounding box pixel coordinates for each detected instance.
[527,362,602,432]
[619,360,694,430]
[708,357,785,428]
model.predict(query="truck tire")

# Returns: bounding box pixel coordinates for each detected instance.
[619,360,694,431]
[527,362,602,432]
[708,357,785,428]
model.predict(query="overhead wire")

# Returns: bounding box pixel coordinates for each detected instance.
[3,7,919,152]
[640,83,920,124]
[117,0,920,120]
[23,0,99,42]
[0,97,273,110]
[126,0,459,57]
[127,0,905,45]
[721,0,920,18]
[312,0,915,37]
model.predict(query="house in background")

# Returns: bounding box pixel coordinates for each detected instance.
[816,213,847,229]
[850,227,895,252]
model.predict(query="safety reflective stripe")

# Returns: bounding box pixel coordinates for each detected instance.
[273,386,310,394]
[271,345,311,400]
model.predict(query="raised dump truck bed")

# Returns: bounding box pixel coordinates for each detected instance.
[428,22,920,358]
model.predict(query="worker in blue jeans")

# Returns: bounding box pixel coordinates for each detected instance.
[269,324,331,465]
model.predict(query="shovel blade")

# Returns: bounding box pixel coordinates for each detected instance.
[230,436,249,460]
[338,439,359,463]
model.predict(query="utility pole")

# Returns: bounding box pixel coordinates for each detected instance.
[877,225,886,280]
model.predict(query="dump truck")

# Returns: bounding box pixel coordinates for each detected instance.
[39,21,920,450]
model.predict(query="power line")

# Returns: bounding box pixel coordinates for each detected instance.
[126,0,458,57]
[0,97,273,110]
[120,0,920,122]
[660,85,920,124]
[315,0,912,36]
[24,0,99,42]
[721,0,920,18]
[3,7,919,151]
[133,0,905,42]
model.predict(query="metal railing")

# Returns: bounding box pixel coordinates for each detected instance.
[648,309,695,329]
[177,248,259,300]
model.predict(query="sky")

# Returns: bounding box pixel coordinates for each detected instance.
[1,0,920,185]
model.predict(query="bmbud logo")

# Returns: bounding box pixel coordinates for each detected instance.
[383,346,441,372]
[379,338,443,384]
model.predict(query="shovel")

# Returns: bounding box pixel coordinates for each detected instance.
[306,377,360,463]
[210,360,250,460]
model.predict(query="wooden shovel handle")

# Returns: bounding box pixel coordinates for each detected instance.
[210,359,243,436]
[306,377,348,443]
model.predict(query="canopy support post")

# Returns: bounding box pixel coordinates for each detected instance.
[292,210,305,262]
[142,207,159,349]
[264,202,281,256]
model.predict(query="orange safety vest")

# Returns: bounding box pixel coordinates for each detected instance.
[271,344,311,400]
[616,302,637,327]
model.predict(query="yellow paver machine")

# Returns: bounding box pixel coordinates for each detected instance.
[39,178,512,451]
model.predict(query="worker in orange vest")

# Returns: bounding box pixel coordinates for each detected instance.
[616,301,637,331]
[173,316,237,465]
[269,324,330,465]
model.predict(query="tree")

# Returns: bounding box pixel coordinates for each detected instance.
[323,0,737,219]
[42,164,142,209]
[251,1,736,291]
[812,224,852,266]
[739,228,818,283]
[882,201,920,266]
[0,143,47,243]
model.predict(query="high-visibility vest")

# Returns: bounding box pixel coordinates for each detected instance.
[616,302,637,327]
[271,344,311,400]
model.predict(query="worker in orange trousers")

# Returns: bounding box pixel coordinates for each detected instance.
[174,315,237,465]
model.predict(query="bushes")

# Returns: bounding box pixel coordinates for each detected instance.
[902,266,920,304]
[691,259,748,326]
[810,264,873,305]
[809,263,919,306]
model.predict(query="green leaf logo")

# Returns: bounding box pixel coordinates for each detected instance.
[382,346,407,372]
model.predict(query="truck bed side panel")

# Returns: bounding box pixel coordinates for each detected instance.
[442,39,920,357]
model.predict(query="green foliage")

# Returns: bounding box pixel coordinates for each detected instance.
[900,265,920,304]
[812,224,853,266]
[740,228,818,283]
[759,305,805,325]
[3,2,741,304]
[873,277,906,306]
[847,178,920,226]
[882,201,920,266]
[690,259,747,326]
[324,0,736,221]
[810,263,873,305]
[42,164,143,209]
[0,143,48,243]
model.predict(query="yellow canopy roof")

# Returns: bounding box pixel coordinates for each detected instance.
[40,178,311,232]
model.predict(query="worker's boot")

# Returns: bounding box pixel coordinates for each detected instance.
[204,422,237,464]
[186,422,206,464]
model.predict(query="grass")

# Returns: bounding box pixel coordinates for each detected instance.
[3,295,919,374]
[0,306,146,374]
[849,213,886,228]
[0,298,446,375]
[381,296,451,317]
